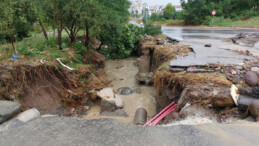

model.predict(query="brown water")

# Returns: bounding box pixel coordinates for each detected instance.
[84,57,156,123]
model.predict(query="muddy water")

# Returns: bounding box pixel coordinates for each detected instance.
[84,57,156,123]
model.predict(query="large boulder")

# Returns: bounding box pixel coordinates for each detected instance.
[0,101,21,124]
[245,71,259,86]
[249,100,259,118]
[211,92,235,108]
[97,88,123,108]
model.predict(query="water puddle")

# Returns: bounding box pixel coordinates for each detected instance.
[84,57,156,123]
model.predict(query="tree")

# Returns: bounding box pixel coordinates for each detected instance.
[44,0,70,50]
[150,13,161,22]
[163,3,176,20]
[0,0,35,53]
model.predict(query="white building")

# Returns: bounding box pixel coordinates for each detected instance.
[129,0,143,15]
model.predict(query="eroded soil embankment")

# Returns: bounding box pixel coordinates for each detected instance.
[0,58,106,115]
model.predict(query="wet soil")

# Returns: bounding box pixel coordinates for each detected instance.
[84,57,156,123]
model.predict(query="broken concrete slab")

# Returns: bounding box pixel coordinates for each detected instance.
[0,101,21,124]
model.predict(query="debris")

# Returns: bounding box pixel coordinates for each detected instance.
[14,108,40,123]
[134,107,147,125]
[56,58,74,70]
[11,54,19,60]
[231,85,239,106]
[180,103,191,112]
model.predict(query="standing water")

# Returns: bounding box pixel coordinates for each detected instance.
[84,57,156,123]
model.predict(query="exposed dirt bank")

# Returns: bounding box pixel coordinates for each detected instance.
[0,54,106,115]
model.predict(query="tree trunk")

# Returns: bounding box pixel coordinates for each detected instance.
[39,20,48,40]
[10,33,17,54]
[85,25,90,47]
[58,28,62,50]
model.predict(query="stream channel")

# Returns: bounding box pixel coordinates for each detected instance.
[84,57,156,123]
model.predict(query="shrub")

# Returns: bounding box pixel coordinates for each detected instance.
[143,23,162,36]
[99,24,143,59]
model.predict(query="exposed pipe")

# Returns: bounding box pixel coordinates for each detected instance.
[151,104,177,126]
[143,101,176,127]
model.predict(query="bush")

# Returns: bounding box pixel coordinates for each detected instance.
[143,23,162,36]
[99,24,143,59]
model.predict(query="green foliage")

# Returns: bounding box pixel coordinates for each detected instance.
[100,24,143,59]
[150,13,161,22]
[143,24,162,36]
[181,0,259,25]
[163,3,176,20]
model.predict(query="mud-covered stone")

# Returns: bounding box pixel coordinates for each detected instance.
[249,100,259,118]
[100,99,116,112]
[211,92,235,108]
[117,87,132,95]
[245,71,259,86]
[0,101,21,124]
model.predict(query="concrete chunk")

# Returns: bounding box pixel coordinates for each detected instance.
[0,101,21,124]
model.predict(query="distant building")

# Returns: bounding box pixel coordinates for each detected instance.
[174,5,183,12]
[148,5,165,15]
[129,0,143,15]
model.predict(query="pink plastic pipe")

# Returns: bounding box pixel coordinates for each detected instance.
[143,101,175,127]
[151,104,177,126]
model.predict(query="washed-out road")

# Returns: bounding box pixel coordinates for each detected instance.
[0,117,259,146]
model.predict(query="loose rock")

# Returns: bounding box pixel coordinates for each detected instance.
[0,101,21,124]
[212,92,235,108]
[245,71,259,86]
[117,87,132,95]
[97,88,123,108]
[100,99,116,112]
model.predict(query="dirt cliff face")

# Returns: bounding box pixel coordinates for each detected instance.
[0,52,106,115]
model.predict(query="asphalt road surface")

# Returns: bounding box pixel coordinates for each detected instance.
[0,117,259,146]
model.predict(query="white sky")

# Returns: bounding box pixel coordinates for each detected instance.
[142,0,183,6]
